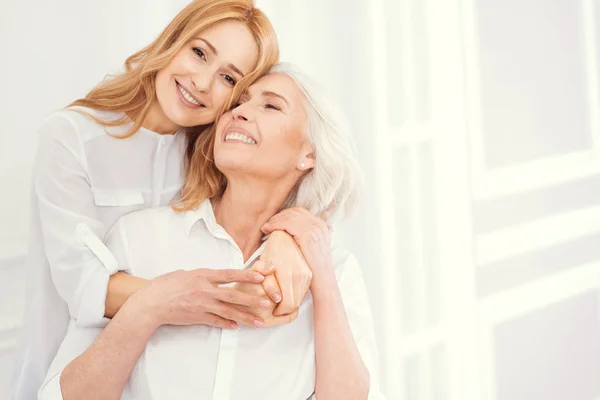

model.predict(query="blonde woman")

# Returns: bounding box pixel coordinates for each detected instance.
[12,2,312,399]
[40,64,385,400]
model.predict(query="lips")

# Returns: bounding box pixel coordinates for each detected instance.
[175,80,206,108]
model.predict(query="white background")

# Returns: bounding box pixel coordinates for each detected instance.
[1,0,600,399]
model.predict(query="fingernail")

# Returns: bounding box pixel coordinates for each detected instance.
[273,292,282,303]
[253,274,264,282]
[266,263,275,273]
[260,299,271,308]
[254,319,265,328]
[229,322,239,330]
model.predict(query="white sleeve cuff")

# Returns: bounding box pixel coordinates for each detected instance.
[74,265,112,328]
[76,223,119,274]
[72,222,122,327]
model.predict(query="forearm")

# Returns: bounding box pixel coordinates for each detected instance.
[60,293,157,400]
[311,272,370,400]
[105,272,148,318]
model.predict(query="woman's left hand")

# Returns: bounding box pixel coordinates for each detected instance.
[261,207,333,283]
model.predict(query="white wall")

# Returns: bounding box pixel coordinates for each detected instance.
[2,0,600,399]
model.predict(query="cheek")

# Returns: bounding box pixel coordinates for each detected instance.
[211,83,234,110]
[259,124,305,167]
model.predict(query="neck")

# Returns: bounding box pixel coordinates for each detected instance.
[213,176,298,261]
[139,99,180,135]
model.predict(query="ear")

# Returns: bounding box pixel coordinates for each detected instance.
[297,144,315,171]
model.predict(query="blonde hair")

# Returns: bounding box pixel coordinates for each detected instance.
[70,0,279,160]
[176,63,363,220]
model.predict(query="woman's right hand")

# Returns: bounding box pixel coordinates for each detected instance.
[132,268,274,330]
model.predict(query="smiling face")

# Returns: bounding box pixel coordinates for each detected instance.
[213,73,316,183]
[153,19,259,132]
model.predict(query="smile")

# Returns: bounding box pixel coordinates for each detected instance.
[225,132,257,145]
[176,82,204,107]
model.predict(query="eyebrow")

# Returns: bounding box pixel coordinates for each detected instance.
[262,91,289,106]
[198,38,218,55]
[197,37,245,78]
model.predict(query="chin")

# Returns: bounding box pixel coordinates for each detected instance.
[168,108,213,128]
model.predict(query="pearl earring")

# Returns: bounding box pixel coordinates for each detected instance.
[300,162,306,169]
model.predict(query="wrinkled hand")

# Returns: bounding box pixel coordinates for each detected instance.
[259,230,312,316]
[261,207,333,284]
[136,268,273,330]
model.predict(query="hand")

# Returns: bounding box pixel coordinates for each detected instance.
[261,207,333,284]
[260,231,312,316]
[134,268,273,330]
[234,262,300,327]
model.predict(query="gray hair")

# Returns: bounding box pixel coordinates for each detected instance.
[268,63,364,219]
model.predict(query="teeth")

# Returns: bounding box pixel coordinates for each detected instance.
[177,84,201,106]
[225,132,256,144]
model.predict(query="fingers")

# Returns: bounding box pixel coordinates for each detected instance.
[205,314,239,330]
[261,274,282,304]
[250,260,276,276]
[262,208,326,235]
[207,269,265,284]
[212,287,272,309]
[211,303,266,328]
[263,309,300,327]
[272,263,297,314]
[274,273,311,316]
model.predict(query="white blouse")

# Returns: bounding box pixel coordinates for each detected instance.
[11,107,186,400]
[38,201,386,400]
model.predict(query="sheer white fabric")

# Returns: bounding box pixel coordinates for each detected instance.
[11,107,185,400]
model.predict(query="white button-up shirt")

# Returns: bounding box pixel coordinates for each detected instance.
[11,107,185,400]
[38,200,385,400]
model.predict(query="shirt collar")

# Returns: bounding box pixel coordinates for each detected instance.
[183,198,218,237]
[182,199,267,265]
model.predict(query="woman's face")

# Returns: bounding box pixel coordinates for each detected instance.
[213,73,315,182]
[155,20,259,129]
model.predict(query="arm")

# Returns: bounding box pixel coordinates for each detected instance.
[58,292,159,400]
[311,255,385,400]
[33,115,125,326]
[104,273,147,318]
[42,266,281,400]
[262,208,386,399]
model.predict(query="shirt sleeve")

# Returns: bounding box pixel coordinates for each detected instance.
[37,219,132,400]
[33,113,123,327]
[337,253,388,400]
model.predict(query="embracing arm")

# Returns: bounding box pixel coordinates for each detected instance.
[40,267,274,400]
[104,273,147,318]
[56,293,158,400]
[33,114,128,326]
[261,208,385,399]
[311,254,385,400]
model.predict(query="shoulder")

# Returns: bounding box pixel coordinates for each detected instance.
[38,106,125,145]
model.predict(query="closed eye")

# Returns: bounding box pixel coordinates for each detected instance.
[265,103,281,111]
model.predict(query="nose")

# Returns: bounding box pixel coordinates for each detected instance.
[231,102,254,122]
[190,70,212,92]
